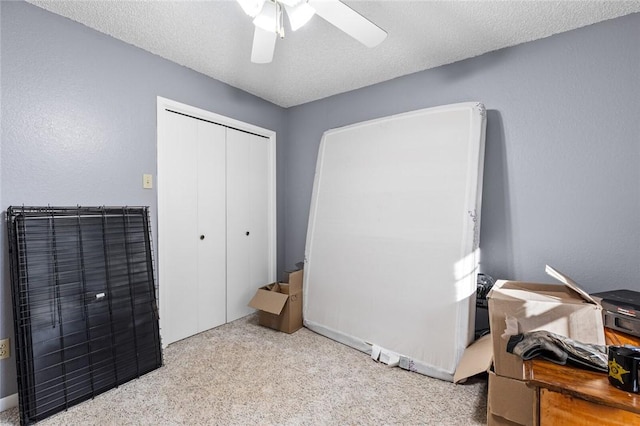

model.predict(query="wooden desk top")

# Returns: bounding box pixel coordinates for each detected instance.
[524,329,640,414]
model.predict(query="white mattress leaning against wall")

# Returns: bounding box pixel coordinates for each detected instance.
[303,102,487,381]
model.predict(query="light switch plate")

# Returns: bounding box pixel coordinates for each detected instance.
[143,174,153,189]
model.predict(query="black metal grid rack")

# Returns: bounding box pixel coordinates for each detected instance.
[7,206,162,425]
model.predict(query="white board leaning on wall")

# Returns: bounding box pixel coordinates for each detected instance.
[303,102,487,381]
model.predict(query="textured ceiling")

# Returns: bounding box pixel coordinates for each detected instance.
[27,1,640,107]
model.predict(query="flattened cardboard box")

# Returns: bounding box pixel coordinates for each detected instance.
[453,333,492,384]
[249,269,303,334]
[487,265,604,380]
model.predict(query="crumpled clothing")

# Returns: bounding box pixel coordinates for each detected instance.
[506,330,608,372]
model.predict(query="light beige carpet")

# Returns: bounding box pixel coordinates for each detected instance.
[0,315,487,425]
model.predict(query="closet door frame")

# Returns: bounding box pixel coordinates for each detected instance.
[156,96,277,347]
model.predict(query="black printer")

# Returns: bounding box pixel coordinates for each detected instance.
[592,289,640,338]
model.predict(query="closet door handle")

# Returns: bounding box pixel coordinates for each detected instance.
[200,235,205,240]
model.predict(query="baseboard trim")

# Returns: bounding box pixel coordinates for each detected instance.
[0,393,18,412]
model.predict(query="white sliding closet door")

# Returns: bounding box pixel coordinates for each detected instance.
[158,98,276,346]
[196,120,228,331]
[160,111,227,345]
[226,128,270,322]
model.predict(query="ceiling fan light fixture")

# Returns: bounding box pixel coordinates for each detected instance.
[253,1,278,32]
[237,0,266,18]
[246,0,386,64]
[285,2,315,31]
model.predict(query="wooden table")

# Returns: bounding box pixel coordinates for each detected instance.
[524,329,640,425]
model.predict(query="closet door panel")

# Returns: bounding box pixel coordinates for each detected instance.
[196,120,227,332]
[226,129,253,322]
[161,112,200,343]
[226,129,270,322]
[248,135,270,290]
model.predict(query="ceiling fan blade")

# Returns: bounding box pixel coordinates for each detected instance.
[309,0,387,48]
[251,26,277,64]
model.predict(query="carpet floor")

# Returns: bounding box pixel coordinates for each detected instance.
[0,315,487,425]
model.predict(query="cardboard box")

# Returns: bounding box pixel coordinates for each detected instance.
[487,371,537,426]
[487,265,604,380]
[487,412,522,426]
[453,333,492,383]
[248,269,303,333]
[455,338,537,425]
[456,267,604,425]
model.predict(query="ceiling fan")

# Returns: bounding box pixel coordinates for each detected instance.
[236,0,387,63]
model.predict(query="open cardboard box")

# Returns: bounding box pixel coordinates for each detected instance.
[488,265,604,380]
[454,266,605,425]
[455,265,604,382]
[248,269,303,334]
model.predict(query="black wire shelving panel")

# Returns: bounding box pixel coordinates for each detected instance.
[7,206,162,425]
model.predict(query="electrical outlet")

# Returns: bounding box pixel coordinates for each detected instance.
[0,338,9,360]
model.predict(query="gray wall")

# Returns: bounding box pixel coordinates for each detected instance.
[0,1,287,398]
[283,13,640,289]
